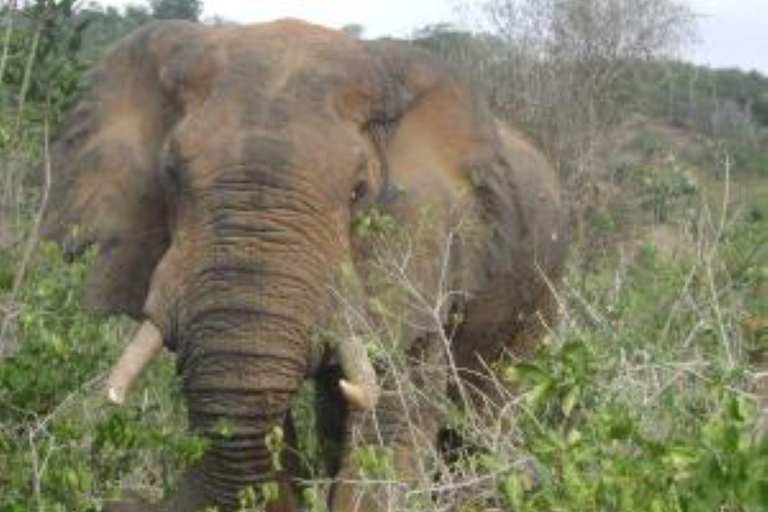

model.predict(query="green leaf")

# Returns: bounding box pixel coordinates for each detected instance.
[561,385,581,418]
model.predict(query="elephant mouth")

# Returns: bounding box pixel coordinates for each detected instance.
[39,215,95,263]
[62,236,94,263]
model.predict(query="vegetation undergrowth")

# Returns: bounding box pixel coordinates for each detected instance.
[0,244,203,512]
[1,1,768,511]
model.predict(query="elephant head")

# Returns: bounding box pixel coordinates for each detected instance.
[43,19,566,512]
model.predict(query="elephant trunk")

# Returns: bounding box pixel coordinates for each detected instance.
[158,225,324,509]
[161,196,337,508]
[173,313,309,511]
[187,377,299,510]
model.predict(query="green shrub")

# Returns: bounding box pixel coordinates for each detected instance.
[0,243,198,511]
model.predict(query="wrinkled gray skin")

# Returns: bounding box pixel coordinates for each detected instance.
[43,19,566,512]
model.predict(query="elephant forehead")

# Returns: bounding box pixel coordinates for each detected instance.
[214,25,374,95]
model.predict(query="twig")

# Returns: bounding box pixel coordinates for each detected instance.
[0,118,53,350]
[0,4,14,84]
[13,20,42,136]
[706,154,734,368]
[407,464,512,496]
[28,428,43,512]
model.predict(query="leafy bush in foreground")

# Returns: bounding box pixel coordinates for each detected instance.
[0,244,200,512]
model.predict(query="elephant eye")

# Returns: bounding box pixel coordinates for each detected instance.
[350,180,368,204]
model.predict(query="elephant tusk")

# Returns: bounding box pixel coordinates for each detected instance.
[339,378,379,411]
[336,329,380,411]
[106,321,163,405]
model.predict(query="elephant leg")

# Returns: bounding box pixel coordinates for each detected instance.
[452,282,560,417]
[329,396,443,512]
[330,335,447,512]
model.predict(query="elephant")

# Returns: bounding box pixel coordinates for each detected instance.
[42,18,567,512]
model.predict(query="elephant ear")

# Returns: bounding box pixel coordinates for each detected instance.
[368,42,564,289]
[363,44,503,272]
[368,42,501,207]
[43,21,211,318]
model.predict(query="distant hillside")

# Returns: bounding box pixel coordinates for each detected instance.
[577,114,768,266]
[646,62,768,134]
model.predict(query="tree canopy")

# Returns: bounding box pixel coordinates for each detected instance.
[149,0,202,21]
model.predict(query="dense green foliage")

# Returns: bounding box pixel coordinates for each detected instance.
[1,2,767,511]
[0,245,202,512]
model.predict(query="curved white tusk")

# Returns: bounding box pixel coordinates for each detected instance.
[106,321,163,405]
[339,378,378,411]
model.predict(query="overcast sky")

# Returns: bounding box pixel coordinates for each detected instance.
[689,0,768,73]
[99,0,768,74]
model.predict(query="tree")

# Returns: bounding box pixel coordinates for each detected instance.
[150,0,202,21]
[79,4,151,62]
[479,0,696,169]
[341,23,365,38]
